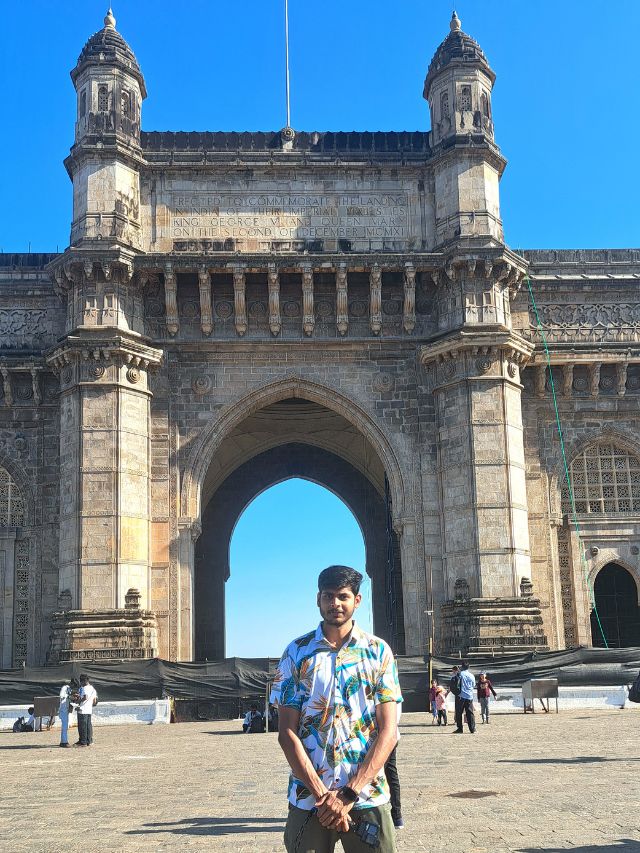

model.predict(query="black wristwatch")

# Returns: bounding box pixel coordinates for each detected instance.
[339,786,359,803]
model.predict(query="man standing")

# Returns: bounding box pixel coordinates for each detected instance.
[477,672,498,724]
[76,674,97,747]
[271,565,401,852]
[453,662,476,734]
[58,677,79,747]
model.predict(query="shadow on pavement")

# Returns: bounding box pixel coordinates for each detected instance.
[126,816,285,837]
[519,841,640,852]
[499,757,640,765]
[0,743,62,750]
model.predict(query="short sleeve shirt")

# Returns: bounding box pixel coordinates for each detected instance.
[270,622,402,810]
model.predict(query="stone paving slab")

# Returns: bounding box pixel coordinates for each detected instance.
[1,710,639,852]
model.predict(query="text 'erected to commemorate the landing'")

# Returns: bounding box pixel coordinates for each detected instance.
[169,193,409,241]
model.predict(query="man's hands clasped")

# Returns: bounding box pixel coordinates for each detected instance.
[315,789,355,832]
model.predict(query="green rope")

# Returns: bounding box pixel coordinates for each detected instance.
[525,275,608,648]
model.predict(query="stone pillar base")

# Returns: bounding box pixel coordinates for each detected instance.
[48,589,158,663]
[440,595,548,657]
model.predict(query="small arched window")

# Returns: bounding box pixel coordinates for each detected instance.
[121,90,130,117]
[80,90,87,119]
[562,442,640,514]
[98,85,109,112]
[481,92,490,118]
[0,466,25,527]
[440,91,450,120]
[459,86,472,112]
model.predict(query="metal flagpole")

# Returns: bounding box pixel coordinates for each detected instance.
[284,0,291,127]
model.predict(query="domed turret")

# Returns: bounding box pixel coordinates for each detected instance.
[70,8,146,145]
[424,12,495,146]
[66,9,145,249]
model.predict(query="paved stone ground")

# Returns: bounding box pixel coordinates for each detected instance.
[1,710,639,853]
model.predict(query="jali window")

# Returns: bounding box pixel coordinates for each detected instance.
[459,86,472,111]
[562,442,640,514]
[0,466,25,527]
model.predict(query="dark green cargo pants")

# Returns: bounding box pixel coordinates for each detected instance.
[284,802,396,853]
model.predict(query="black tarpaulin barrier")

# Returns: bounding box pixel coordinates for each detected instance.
[0,648,638,708]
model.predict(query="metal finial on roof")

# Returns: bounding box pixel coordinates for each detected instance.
[450,11,461,32]
[104,7,116,28]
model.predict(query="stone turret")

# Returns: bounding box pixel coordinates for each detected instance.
[66,8,145,250]
[424,12,504,248]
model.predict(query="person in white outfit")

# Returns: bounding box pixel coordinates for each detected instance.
[59,677,79,747]
[76,674,97,747]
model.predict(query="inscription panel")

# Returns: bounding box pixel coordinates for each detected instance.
[170,192,409,244]
[142,173,430,253]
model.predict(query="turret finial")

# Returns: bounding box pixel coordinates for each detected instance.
[104,7,116,28]
[450,11,461,32]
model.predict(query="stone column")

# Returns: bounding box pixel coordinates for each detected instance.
[422,257,547,655]
[176,518,199,660]
[46,260,163,661]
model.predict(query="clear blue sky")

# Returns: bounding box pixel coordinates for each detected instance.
[2,3,639,656]
[227,480,370,657]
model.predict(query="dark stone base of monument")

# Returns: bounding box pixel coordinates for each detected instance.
[440,595,549,658]
[48,588,158,663]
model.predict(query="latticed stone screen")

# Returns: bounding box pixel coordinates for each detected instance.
[562,443,640,514]
[0,466,25,526]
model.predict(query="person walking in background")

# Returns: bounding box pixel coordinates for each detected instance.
[58,677,79,747]
[477,672,498,724]
[384,699,404,829]
[76,674,97,747]
[428,679,439,725]
[453,662,476,734]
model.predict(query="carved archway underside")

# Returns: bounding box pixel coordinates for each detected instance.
[180,377,406,523]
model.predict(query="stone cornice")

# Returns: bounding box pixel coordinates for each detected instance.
[46,330,163,374]
[47,246,142,293]
[420,327,534,366]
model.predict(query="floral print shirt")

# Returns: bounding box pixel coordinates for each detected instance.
[270,622,402,810]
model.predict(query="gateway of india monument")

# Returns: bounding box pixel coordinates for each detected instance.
[1,9,639,668]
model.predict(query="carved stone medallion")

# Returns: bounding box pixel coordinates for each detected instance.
[373,373,394,393]
[216,300,234,319]
[126,367,141,384]
[192,375,213,396]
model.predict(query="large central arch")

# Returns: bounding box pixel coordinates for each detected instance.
[191,394,407,660]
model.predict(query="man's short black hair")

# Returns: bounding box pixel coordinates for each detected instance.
[461,661,469,670]
[318,565,363,595]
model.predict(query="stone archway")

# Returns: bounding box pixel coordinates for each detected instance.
[590,562,640,648]
[192,399,406,660]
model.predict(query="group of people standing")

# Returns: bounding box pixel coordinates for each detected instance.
[429,664,498,733]
[58,673,98,747]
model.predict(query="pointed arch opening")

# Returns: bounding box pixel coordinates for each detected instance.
[591,562,640,648]
[192,397,405,660]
